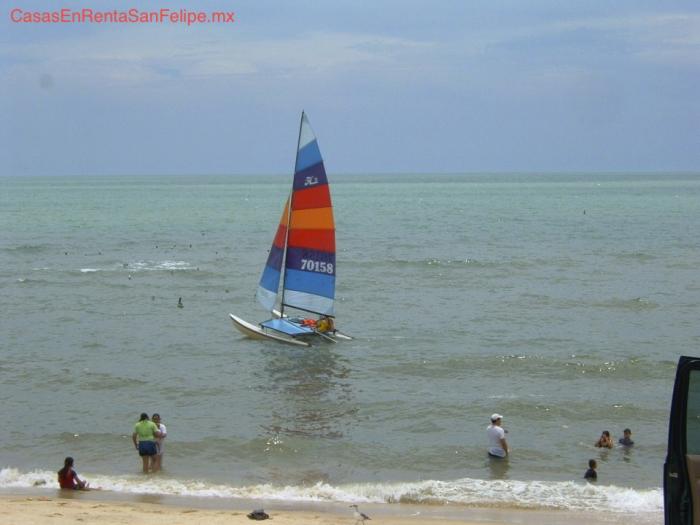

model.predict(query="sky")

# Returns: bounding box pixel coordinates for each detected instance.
[1,0,699,176]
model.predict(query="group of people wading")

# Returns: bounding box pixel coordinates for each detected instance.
[132,412,167,473]
[57,412,167,490]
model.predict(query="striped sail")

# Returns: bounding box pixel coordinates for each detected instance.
[255,197,290,312]
[256,113,336,316]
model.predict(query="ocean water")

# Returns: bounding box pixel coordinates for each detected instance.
[2,173,699,519]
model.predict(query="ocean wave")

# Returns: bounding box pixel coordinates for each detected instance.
[2,244,50,254]
[76,260,198,273]
[613,252,656,263]
[15,277,50,284]
[127,261,196,272]
[591,297,658,311]
[77,372,150,391]
[350,257,578,272]
[0,468,662,514]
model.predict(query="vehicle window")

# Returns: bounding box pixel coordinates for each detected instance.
[688,369,700,454]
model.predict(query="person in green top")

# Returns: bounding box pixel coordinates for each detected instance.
[132,413,161,473]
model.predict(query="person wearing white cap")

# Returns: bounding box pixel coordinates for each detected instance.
[487,413,509,458]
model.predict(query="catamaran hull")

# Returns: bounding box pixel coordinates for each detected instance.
[229,314,351,346]
[229,314,311,347]
[271,309,353,341]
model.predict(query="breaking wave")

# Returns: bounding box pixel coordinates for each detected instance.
[0,468,662,515]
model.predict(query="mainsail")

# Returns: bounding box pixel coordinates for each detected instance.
[256,113,336,316]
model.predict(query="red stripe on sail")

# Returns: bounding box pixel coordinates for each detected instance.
[273,224,287,248]
[288,229,335,252]
[292,184,332,211]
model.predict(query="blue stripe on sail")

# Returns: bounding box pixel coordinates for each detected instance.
[292,162,328,192]
[295,139,322,173]
[284,268,335,299]
[285,247,335,275]
[256,286,277,312]
[264,244,284,272]
[284,290,334,316]
[259,265,281,294]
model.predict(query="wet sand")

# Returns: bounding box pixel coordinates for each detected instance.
[0,490,660,525]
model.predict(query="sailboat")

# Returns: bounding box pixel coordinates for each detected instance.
[230,112,351,347]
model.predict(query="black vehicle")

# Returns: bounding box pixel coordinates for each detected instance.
[665,356,700,525]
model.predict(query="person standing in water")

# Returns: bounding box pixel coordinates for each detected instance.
[595,430,614,449]
[486,413,509,458]
[584,459,598,481]
[152,413,167,472]
[618,428,634,447]
[132,412,161,473]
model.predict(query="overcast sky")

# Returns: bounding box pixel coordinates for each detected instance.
[1,1,699,176]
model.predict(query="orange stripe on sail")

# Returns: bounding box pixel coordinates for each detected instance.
[288,229,335,252]
[279,198,290,227]
[290,207,334,230]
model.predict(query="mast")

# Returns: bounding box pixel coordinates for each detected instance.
[279,110,305,317]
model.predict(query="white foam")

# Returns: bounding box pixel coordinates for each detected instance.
[0,468,54,488]
[75,261,195,273]
[0,468,662,515]
[127,261,194,271]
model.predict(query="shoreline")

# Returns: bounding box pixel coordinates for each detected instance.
[0,488,662,525]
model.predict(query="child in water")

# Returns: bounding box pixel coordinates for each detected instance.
[618,428,635,447]
[584,459,597,481]
[57,457,89,490]
[594,430,614,449]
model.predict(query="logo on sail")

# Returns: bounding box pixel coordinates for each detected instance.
[304,175,319,186]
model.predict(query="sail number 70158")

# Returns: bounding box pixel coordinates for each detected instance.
[300,259,334,274]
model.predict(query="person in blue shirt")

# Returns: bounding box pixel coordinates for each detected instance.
[584,459,597,481]
[618,428,634,447]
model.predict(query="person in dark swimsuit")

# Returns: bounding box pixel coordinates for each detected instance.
[57,457,88,490]
[584,459,597,481]
[618,428,635,447]
[594,430,614,449]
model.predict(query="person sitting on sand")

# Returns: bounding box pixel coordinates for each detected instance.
[594,430,614,449]
[584,459,597,481]
[618,428,634,447]
[58,457,89,490]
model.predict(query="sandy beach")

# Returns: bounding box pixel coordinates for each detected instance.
[0,490,660,525]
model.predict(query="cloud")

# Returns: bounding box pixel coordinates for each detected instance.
[511,12,700,66]
[0,27,435,90]
[4,9,696,99]
[193,32,433,77]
